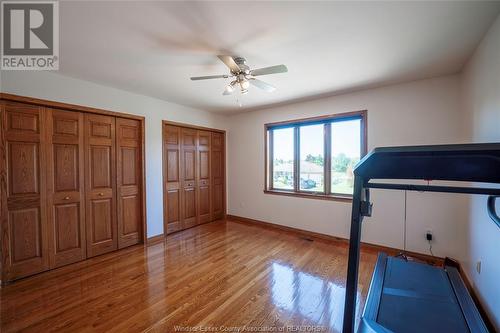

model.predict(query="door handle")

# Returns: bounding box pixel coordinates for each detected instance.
[64,196,70,200]
[98,192,104,196]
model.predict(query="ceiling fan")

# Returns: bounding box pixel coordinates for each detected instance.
[190,55,288,95]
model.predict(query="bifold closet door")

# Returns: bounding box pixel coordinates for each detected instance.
[197,130,211,224]
[46,109,86,268]
[181,128,197,229]
[84,114,117,257]
[211,132,224,220]
[1,101,49,281]
[116,118,142,248]
[162,124,225,234]
[164,124,182,234]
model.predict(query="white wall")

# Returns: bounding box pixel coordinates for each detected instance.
[0,71,228,237]
[461,15,500,329]
[227,75,470,260]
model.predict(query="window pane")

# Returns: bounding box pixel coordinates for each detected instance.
[272,127,294,190]
[331,119,361,195]
[299,124,324,192]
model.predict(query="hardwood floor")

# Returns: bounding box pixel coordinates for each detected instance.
[0,219,378,333]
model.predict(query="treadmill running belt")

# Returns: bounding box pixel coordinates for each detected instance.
[377,257,469,333]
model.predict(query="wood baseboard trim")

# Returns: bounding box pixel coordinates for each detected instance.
[226,214,444,265]
[146,234,164,246]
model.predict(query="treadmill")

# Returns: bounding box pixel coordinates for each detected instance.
[341,143,500,333]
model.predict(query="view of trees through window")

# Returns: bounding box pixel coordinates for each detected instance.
[300,124,324,192]
[268,113,364,197]
[331,119,361,194]
[272,127,294,190]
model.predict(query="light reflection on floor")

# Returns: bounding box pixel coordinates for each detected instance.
[271,262,361,332]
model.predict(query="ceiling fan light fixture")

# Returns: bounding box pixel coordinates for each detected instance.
[192,55,288,97]
[224,84,234,94]
[240,79,250,90]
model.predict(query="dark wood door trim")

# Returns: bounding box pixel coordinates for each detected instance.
[0,93,145,121]
[162,120,226,134]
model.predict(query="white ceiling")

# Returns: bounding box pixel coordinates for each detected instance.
[59,1,500,114]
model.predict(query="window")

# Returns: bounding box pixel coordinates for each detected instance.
[299,124,324,192]
[331,119,361,195]
[272,127,294,190]
[265,110,366,200]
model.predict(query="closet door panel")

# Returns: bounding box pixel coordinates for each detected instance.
[166,191,180,225]
[85,114,117,257]
[9,142,39,194]
[116,118,142,248]
[184,188,196,219]
[9,208,41,262]
[122,195,140,234]
[91,199,112,241]
[197,130,211,224]
[199,186,210,217]
[54,203,80,251]
[183,150,195,181]
[164,125,182,234]
[53,144,78,190]
[211,132,225,220]
[90,146,112,187]
[46,109,86,268]
[1,101,49,281]
[181,128,197,229]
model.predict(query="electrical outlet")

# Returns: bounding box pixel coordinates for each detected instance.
[476,261,481,274]
[426,230,433,241]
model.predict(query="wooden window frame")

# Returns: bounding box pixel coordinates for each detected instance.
[264,110,367,202]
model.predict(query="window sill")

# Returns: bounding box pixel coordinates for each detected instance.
[263,189,353,202]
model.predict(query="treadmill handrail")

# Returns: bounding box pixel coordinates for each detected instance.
[353,143,500,184]
[487,196,500,229]
[365,182,500,196]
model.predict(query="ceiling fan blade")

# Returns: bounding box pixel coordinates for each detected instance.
[191,75,228,81]
[217,55,241,73]
[250,79,276,92]
[251,64,288,76]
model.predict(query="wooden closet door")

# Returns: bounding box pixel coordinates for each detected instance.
[197,130,211,224]
[1,101,49,281]
[46,109,86,268]
[84,114,117,257]
[164,125,182,234]
[116,118,142,248]
[211,132,225,220]
[181,128,197,229]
